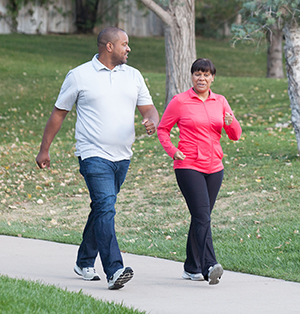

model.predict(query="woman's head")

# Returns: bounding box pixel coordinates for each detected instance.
[191,58,216,98]
[191,58,216,76]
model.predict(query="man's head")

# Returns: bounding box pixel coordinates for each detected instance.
[97,27,131,68]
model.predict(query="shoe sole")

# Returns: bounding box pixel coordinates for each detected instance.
[74,265,100,281]
[208,264,223,285]
[108,267,134,290]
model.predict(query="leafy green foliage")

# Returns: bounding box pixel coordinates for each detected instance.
[231,0,300,44]
[195,0,243,37]
[3,0,52,32]
[76,0,100,33]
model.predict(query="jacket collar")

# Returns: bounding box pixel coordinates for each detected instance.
[189,87,217,100]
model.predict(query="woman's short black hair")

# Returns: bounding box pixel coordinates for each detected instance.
[191,58,216,76]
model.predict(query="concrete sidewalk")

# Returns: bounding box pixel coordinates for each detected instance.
[1,235,299,314]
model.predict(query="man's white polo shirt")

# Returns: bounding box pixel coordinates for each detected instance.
[54,54,153,162]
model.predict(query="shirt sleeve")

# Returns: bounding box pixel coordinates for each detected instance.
[54,71,79,111]
[223,97,242,140]
[157,96,180,159]
[136,72,153,106]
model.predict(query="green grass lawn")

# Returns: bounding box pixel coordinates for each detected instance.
[0,33,299,311]
[0,275,145,314]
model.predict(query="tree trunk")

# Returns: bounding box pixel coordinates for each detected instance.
[139,0,196,106]
[283,24,300,155]
[267,23,284,78]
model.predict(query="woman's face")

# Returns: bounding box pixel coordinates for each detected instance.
[191,70,215,95]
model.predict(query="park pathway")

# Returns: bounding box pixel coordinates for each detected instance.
[1,235,300,314]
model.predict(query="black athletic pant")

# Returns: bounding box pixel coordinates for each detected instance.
[175,169,224,277]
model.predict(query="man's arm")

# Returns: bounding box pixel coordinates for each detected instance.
[36,107,69,169]
[138,104,159,135]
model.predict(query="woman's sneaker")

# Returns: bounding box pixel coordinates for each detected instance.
[108,267,134,290]
[74,264,100,281]
[208,263,223,285]
[182,270,204,281]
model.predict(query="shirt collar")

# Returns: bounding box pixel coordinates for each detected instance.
[189,87,217,100]
[92,54,125,72]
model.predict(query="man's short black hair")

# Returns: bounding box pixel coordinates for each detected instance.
[97,27,126,47]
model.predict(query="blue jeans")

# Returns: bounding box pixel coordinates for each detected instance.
[76,156,130,280]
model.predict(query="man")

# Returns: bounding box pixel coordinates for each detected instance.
[36,27,159,290]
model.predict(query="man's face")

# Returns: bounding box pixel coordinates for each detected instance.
[111,31,131,66]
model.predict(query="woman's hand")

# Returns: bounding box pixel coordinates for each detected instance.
[225,112,233,126]
[174,151,186,160]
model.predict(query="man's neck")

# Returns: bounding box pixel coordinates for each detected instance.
[98,55,115,70]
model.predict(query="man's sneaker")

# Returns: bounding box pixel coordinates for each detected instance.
[74,264,100,281]
[208,263,223,285]
[182,270,204,281]
[108,267,134,290]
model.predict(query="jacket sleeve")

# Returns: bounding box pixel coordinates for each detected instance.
[223,97,242,141]
[157,97,180,159]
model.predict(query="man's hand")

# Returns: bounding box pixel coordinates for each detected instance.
[142,118,156,135]
[138,104,159,135]
[35,107,68,170]
[36,150,51,169]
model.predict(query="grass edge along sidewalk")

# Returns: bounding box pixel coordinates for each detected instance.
[0,275,146,314]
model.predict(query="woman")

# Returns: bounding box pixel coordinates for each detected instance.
[157,58,242,285]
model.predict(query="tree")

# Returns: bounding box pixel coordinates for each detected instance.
[266,23,284,78]
[231,0,300,155]
[232,1,284,78]
[138,0,196,106]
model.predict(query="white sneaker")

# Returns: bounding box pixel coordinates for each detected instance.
[108,267,134,290]
[208,263,223,285]
[74,264,100,281]
[182,270,204,281]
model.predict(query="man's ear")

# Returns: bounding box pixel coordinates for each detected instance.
[107,42,114,53]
